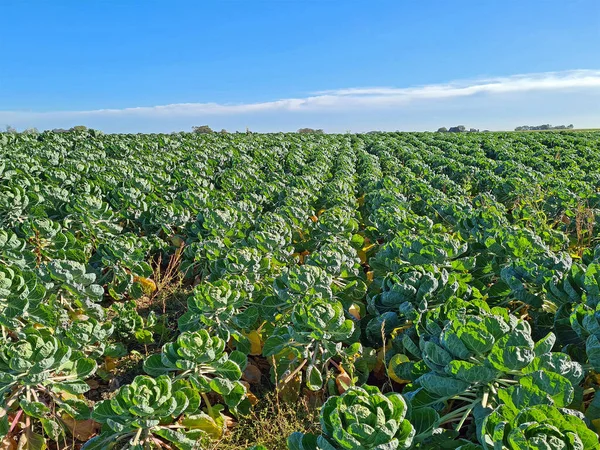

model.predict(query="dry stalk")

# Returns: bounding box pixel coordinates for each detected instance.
[151,242,185,314]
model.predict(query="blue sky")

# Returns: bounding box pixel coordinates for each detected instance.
[1,0,599,132]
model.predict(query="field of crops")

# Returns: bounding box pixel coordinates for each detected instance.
[1,130,600,449]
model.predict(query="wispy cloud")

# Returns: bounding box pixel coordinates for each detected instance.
[2,70,600,126]
[313,70,600,98]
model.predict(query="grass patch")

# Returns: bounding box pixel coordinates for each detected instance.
[206,393,321,450]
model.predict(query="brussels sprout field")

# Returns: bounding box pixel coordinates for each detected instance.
[1,130,600,449]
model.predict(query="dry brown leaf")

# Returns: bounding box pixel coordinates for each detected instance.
[242,363,262,384]
[61,416,101,441]
[302,388,324,408]
[335,367,352,394]
[0,435,17,450]
[223,414,236,429]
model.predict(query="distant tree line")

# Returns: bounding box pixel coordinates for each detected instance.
[192,125,214,134]
[437,125,479,133]
[297,128,324,134]
[4,125,38,134]
[3,125,93,134]
[192,126,326,134]
[515,124,574,131]
[52,125,89,133]
[191,126,230,134]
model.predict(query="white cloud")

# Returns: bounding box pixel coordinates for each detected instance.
[1,69,599,131]
[313,70,600,98]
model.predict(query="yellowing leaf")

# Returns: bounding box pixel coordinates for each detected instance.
[182,413,225,439]
[68,311,89,321]
[104,356,117,372]
[362,243,377,253]
[278,373,301,402]
[244,330,263,356]
[388,354,411,384]
[58,390,80,401]
[357,249,367,264]
[170,235,185,247]
[133,276,157,294]
[348,303,361,320]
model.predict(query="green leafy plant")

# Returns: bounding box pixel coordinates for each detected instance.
[177,279,254,341]
[0,329,96,446]
[2,129,600,448]
[396,298,584,443]
[83,375,203,449]
[264,296,356,392]
[480,387,599,449]
[90,234,154,300]
[144,329,248,413]
[111,300,157,345]
[288,385,414,450]
[44,259,105,319]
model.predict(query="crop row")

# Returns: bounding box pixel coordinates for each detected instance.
[0,130,599,449]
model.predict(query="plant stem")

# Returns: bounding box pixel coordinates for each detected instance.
[277,359,307,389]
[201,392,214,417]
[481,389,489,409]
[583,387,596,396]
[455,404,475,431]
[8,409,22,434]
[131,427,143,446]
[439,400,479,425]
[25,390,32,445]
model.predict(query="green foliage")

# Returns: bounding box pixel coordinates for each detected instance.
[288,385,414,449]
[111,300,158,345]
[192,125,213,134]
[144,329,248,412]
[481,400,598,449]
[0,329,96,446]
[84,375,203,449]
[1,131,600,448]
[298,128,324,134]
